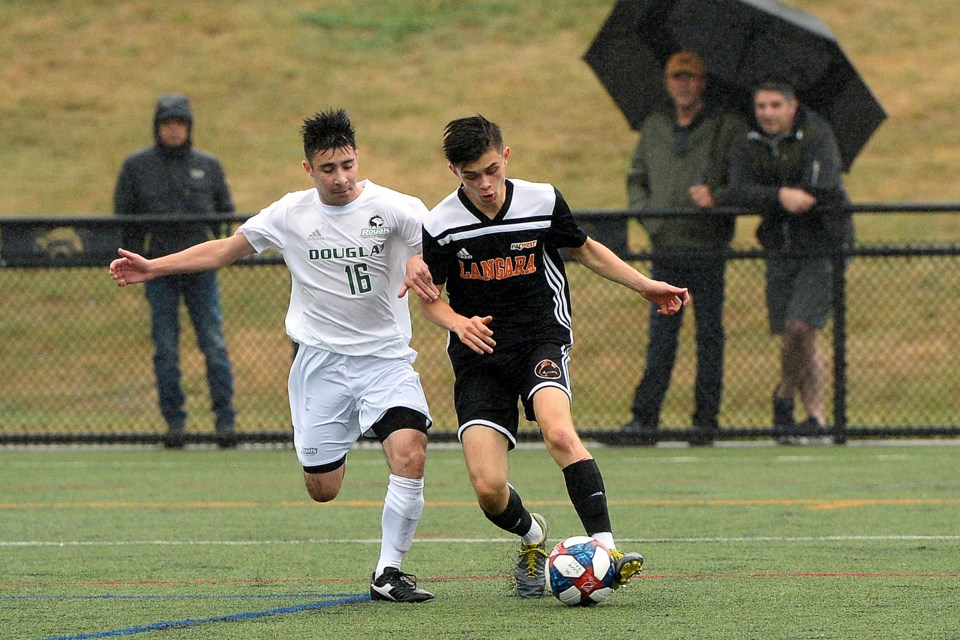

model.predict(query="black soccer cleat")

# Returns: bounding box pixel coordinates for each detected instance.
[370,567,435,603]
[610,549,645,589]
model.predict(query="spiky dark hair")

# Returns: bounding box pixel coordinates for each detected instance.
[753,79,796,102]
[442,114,503,167]
[301,109,357,162]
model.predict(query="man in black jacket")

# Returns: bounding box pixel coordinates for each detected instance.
[730,80,852,441]
[114,93,236,448]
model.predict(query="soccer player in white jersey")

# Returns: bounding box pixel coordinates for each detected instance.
[404,115,689,599]
[110,109,435,603]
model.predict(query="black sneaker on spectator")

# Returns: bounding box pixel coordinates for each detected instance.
[798,417,827,438]
[621,420,659,446]
[163,429,186,449]
[772,386,798,444]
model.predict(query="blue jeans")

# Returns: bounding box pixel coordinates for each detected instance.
[145,271,235,431]
[630,255,727,429]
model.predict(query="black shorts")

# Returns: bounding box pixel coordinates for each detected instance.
[451,342,572,449]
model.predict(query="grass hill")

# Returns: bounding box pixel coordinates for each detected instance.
[2,0,959,243]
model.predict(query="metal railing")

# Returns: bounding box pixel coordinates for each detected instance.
[1,205,957,446]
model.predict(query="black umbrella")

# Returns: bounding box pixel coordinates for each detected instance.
[584,0,886,171]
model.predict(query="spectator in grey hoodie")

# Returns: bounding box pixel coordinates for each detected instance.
[114,93,236,448]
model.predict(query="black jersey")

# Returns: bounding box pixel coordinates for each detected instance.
[422,179,588,358]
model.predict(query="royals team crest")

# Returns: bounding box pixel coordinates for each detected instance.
[361,214,392,237]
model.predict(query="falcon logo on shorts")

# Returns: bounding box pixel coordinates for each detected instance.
[535,359,561,380]
[361,215,392,236]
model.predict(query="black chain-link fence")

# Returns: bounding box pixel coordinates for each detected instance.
[1,209,957,445]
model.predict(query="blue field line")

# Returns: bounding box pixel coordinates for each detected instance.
[38,593,371,640]
[7,592,338,601]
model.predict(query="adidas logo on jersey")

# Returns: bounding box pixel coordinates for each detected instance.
[456,248,472,260]
[307,229,324,242]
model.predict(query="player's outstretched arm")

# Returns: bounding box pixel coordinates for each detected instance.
[568,237,689,316]
[109,234,255,287]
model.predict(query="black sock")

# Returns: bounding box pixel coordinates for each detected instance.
[482,486,532,536]
[563,458,611,535]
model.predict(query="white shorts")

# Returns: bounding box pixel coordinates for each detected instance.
[288,344,431,468]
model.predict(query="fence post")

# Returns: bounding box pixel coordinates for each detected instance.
[831,248,848,444]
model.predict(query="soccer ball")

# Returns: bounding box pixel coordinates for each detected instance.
[546,536,616,607]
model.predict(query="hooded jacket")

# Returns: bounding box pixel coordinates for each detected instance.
[627,102,747,252]
[114,94,235,257]
[729,107,853,252]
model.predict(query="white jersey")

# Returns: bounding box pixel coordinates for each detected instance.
[238,180,425,359]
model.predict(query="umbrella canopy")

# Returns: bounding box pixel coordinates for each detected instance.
[584,0,886,171]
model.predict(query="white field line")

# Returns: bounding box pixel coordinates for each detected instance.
[3,534,960,548]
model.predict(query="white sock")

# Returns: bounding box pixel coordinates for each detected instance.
[522,516,545,545]
[592,532,615,551]
[375,474,425,578]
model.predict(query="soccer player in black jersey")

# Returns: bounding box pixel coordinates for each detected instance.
[403,115,689,598]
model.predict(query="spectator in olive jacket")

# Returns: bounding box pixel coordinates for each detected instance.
[624,51,747,445]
